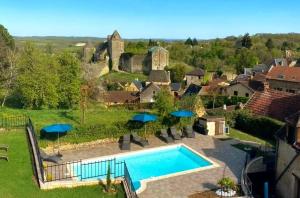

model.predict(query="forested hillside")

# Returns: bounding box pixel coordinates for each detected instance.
[15,33,300,74]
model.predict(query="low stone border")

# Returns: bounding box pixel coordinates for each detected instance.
[43,138,118,153]
[41,178,123,190]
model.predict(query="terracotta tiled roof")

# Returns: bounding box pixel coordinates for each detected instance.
[103,91,139,104]
[252,73,266,82]
[245,89,300,121]
[266,66,300,83]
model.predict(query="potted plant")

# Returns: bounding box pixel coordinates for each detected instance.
[216,177,236,197]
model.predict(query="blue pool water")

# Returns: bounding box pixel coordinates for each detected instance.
[73,145,212,191]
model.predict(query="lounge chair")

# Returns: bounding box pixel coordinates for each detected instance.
[183,125,195,138]
[169,127,182,140]
[40,150,62,164]
[160,129,174,143]
[0,155,8,161]
[120,134,131,150]
[131,132,149,147]
[0,145,8,151]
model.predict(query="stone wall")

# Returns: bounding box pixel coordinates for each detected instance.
[151,48,169,70]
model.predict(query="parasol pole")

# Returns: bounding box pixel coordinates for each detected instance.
[57,132,61,157]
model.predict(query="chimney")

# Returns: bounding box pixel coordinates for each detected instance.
[167,71,171,82]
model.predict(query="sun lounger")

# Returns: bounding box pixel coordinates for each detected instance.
[160,129,174,143]
[169,127,182,140]
[120,134,131,150]
[40,150,62,164]
[131,132,149,147]
[0,155,8,161]
[0,144,8,151]
[183,125,195,138]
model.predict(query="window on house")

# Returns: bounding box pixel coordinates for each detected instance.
[245,93,249,97]
[234,91,238,96]
[287,89,296,93]
[153,91,156,95]
[276,87,283,91]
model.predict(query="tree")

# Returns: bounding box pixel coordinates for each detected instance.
[185,37,193,45]
[0,24,15,49]
[148,39,158,47]
[168,64,186,83]
[265,38,274,50]
[56,51,81,108]
[178,94,205,117]
[0,25,18,107]
[192,38,198,46]
[241,33,252,49]
[1,49,17,107]
[154,89,174,116]
[281,41,294,51]
[16,42,59,108]
[235,48,259,74]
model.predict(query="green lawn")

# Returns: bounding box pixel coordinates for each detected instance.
[0,104,138,147]
[0,131,125,198]
[228,128,275,146]
[101,72,147,82]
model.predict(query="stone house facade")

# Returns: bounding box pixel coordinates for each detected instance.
[225,82,254,97]
[266,66,300,94]
[185,69,205,85]
[275,112,300,198]
[146,46,169,73]
[139,83,161,103]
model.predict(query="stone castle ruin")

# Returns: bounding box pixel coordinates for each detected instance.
[83,30,169,75]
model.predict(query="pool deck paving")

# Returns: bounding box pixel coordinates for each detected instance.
[60,134,246,198]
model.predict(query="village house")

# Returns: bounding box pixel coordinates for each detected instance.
[139,83,161,103]
[275,112,300,198]
[170,82,181,97]
[101,91,139,106]
[124,80,143,92]
[225,82,254,97]
[146,70,171,86]
[185,69,205,85]
[266,66,300,94]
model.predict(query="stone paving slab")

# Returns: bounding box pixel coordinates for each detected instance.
[60,134,246,198]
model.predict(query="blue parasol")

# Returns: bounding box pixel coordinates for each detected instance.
[42,124,72,156]
[132,113,157,136]
[170,110,194,118]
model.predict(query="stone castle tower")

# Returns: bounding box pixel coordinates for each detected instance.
[107,30,124,71]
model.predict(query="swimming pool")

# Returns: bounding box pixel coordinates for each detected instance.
[72,144,217,193]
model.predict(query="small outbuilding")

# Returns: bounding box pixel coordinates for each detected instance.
[197,116,226,136]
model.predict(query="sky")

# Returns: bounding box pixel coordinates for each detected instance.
[0,0,299,39]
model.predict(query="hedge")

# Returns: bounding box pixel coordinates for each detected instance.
[201,96,248,109]
[208,109,284,141]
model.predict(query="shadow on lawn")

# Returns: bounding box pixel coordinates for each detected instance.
[58,111,80,124]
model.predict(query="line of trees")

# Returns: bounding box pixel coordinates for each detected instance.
[0,25,81,109]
